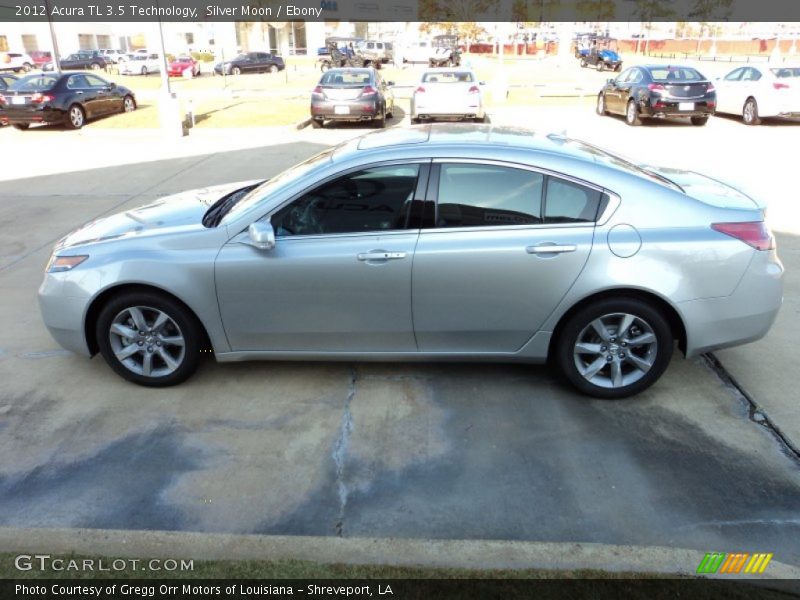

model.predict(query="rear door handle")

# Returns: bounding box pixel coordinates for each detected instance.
[357,251,407,261]
[526,244,577,254]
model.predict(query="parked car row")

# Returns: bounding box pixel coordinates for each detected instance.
[596,63,799,126]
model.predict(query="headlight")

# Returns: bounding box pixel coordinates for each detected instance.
[47,255,88,273]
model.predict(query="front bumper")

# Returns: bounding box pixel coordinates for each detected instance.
[38,272,92,356]
[680,249,784,357]
[310,98,379,121]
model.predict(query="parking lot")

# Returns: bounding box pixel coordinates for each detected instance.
[1,55,800,568]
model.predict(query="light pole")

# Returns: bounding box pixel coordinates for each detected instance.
[43,0,61,73]
[154,1,183,136]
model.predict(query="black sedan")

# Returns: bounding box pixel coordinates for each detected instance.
[1,72,135,130]
[310,68,394,128]
[213,52,285,75]
[597,65,716,126]
[43,51,109,72]
[0,73,18,126]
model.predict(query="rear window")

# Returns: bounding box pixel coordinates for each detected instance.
[422,71,474,83]
[770,67,800,78]
[9,74,58,92]
[649,67,704,82]
[320,70,371,85]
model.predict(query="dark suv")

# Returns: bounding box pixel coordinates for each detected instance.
[213,52,285,75]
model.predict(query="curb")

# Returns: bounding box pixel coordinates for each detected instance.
[1,528,799,580]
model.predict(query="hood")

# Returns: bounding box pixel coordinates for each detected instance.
[640,165,765,212]
[56,180,261,250]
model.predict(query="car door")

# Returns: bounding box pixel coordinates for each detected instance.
[412,161,598,353]
[214,162,429,352]
[739,67,764,111]
[64,73,101,117]
[716,67,744,114]
[88,73,121,113]
[604,68,630,113]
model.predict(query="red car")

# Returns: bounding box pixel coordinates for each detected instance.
[168,56,200,77]
[29,51,53,68]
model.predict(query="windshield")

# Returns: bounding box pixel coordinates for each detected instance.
[213,147,336,226]
[10,74,59,92]
[771,67,800,78]
[320,70,371,85]
[422,71,474,83]
[649,67,704,82]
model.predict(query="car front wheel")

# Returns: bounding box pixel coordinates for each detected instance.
[122,95,136,113]
[596,93,608,116]
[743,97,761,125]
[555,298,674,399]
[96,290,203,387]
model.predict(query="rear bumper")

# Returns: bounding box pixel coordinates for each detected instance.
[411,99,484,120]
[311,98,379,121]
[680,249,784,357]
[3,106,67,125]
[642,99,715,118]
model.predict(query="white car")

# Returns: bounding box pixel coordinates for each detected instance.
[715,64,800,125]
[99,49,127,64]
[119,53,162,75]
[0,52,34,73]
[410,68,485,123]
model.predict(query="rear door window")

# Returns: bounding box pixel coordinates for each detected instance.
[544,177,604,224]
[435,164,543,228]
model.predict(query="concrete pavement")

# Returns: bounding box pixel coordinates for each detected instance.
[1,111,799,569]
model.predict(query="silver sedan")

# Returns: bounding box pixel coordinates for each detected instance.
[38,125,784,398]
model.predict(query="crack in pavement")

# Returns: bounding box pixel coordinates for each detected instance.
[704,353,800,463]
[332,365,358,537]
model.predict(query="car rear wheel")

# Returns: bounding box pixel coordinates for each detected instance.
[232,66,241,75]
[596,93,608,116]
[374,109,386,128]
[122,95,136,113]
[580,58,587,67]
[66,104,85,129]
[141,66,148,75]
[743,97,761,125]
[690,116,708,126]
[13,123,29,130]
[320,62,330,73]
[625,99,642,126]
[96,291,202,387]
[596,61,604,71]
[555,298,674,399]
[311,118,324,128]
[22,62,32,72]
[91,63,101,70]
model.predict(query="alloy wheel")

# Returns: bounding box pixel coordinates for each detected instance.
[123,97,135,112]
[108,306,186,377]
[69,106,84,128]
[572,312,658,389]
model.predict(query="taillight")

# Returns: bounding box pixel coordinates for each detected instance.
[312,85,323,94]
[362,85,377,96]
[648,83,665,92]
[773,82,790,90]
[415,86,426,94]
[712,221,774,250]
[31,93,54,103]
[468,85,480,94]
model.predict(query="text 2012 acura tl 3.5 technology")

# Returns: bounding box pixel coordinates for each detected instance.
[38,125,783,398]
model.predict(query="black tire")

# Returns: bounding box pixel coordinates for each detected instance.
[554,297,674,399]
[596,93,608,116]
[96,290,203,387]
[269,64,278,74]
[743,97,761,126]
[122,95,136,113]
[90,62,101,70]
[22,62,32,72]
[374,109,386,128]
[13,123,29,130]
[311,118,323,128]
[596,61,604,72]
[231,66,241,75]
[690,116,708,126]
[411,117,420,124]
[141,66,148,75]
[615,63,622,72]
[580,58,587,68]
[320,62,330,73]
[65,104,85,130]
[473,115,486,123]
[625,99,642,126]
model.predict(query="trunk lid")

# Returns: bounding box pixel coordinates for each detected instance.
[322,86,366,101]
[662,81,711,98]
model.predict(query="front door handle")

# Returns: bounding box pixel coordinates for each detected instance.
[357,251,407,261]
[526,244,577,254]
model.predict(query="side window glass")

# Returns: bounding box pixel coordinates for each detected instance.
[85,74,108,88]
[724,68,743,81]
[436,164,543,228]
[544,177,603,224]
[616,68,631,83]
[272,165,420,237]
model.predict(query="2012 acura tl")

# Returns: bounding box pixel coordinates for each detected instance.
[38,125,783,398]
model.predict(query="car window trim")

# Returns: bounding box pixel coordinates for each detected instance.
[241,158,433,241]
[425,158,609,232]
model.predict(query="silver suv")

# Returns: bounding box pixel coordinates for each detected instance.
[357,40,394,64]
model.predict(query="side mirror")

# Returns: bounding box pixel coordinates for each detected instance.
[386,80,395,86]
[108,82,117,89]
[248,221,275,251]
[607,78,616,85]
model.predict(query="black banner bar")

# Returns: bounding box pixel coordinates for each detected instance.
[4,579,800,600]
[2,0,800,22]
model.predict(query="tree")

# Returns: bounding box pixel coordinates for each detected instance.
[688,0,733,21]
[576,0,616,21]
[626,0,675,54]
[418,0,501,22]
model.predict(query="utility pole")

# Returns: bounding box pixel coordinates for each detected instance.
[43,0,61,72]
